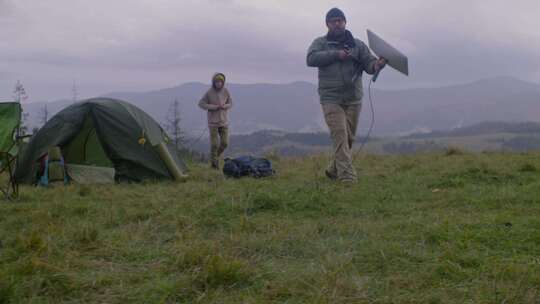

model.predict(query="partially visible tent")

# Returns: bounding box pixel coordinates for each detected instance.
[15,98,186,184]
[1,102,23,198]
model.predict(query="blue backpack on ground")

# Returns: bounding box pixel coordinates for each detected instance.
[223,156,275,178]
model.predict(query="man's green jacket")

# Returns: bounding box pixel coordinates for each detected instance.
[307,35,378,104]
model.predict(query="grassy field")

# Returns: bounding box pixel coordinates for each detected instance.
[1,152,539,303]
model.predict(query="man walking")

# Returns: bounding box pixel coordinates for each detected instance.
[307,8,386,183]
[198,73,233,169]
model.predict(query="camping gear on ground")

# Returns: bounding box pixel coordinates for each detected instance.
[0,102,25,199]
[223,156,275,178]
[15,98,187,184]
[65,164,115,184]
[366,29,409,82]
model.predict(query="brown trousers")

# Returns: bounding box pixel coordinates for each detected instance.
[322,103,361,181]
[209,126,229,166]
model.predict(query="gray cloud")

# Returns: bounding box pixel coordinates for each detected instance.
[0,0,13,16]
[1,0,539,101]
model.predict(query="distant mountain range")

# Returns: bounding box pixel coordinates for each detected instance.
[405,121,540,139]
[21,76,540,137]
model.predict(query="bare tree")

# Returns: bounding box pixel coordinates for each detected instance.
[20,112,30,135]
[13,80,28,103]
[38,104,49,126]
[13,80,30,135]
[164,99,185,151]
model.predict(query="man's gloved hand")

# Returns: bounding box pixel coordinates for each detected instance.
[337,49,352,61]
[374,57,387,72]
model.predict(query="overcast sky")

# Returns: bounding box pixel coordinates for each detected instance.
[1,0,540,101]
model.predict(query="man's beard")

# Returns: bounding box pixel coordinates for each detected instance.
[329,28,346,37]
[327,29,356,49]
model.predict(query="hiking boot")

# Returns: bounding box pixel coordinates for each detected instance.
[340,178,357,186]
[325,169,337,180]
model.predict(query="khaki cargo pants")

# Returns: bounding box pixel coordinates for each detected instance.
[209,126,229,168]
[322,103,361,182]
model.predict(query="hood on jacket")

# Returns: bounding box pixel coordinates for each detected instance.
[212,73,226,89]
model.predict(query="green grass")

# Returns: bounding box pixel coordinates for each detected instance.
[1,152,539,303]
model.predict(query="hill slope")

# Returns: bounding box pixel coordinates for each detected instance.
[1,153,539,303]
[191,122,540,156]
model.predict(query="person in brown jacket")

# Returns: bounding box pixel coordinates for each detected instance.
[198,73,233,169]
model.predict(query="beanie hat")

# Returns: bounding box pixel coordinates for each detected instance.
[212,73,226,83]
[326,7,346,23]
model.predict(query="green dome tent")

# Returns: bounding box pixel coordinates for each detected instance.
[15,98,187,184]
